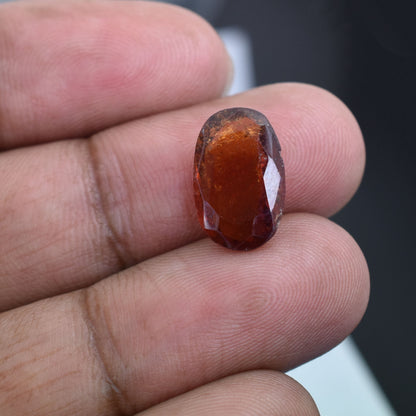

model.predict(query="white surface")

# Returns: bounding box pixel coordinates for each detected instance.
[219,26,396,416]
[288,338,397,416]
[218,27,256,94]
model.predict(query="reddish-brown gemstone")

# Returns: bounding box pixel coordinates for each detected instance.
[194,108,285,250]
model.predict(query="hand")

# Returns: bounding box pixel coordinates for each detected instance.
[0,1,369,415]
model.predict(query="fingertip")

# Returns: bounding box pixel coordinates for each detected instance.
[139,370,319,416]
[168,3,233,98]
[0,0,232,147]
[240,371,320,416]
[329,217,370,333]
[268,82,366,216]
[307,83,366,217]
[275,214,370,360]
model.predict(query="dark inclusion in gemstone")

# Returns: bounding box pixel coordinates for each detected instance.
[193,107,285,250]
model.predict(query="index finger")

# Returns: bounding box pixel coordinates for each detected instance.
[0,0,231,149]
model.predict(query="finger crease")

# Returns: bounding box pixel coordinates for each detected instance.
[85,137,130,270]
[79,289,130,416]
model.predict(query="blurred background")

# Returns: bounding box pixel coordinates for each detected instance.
[1,0,414,414]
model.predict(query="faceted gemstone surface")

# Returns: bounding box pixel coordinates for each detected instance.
[194,107,285,250]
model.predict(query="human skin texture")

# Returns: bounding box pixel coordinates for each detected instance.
[0,1,369,415]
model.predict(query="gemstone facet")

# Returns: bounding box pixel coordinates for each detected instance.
[193,108,285,250]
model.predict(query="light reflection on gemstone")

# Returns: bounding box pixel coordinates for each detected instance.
[263,157,281,211]
[203,200,220,231]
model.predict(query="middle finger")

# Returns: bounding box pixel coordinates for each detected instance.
[0,83,364,310]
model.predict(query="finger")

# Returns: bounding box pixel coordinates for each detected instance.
[138,371,319,416]
[0,0,231,148]
[0,83,365,310]
[0,214,369,415]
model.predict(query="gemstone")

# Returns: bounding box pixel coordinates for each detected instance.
[193,107,285,250]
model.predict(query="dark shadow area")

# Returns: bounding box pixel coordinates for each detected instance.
[211,0,415,414]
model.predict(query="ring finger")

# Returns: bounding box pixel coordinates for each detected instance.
[0,213,369,415]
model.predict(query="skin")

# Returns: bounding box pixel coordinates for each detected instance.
[0,1,369,415]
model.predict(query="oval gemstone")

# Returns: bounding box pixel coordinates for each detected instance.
[193,107,285,250]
